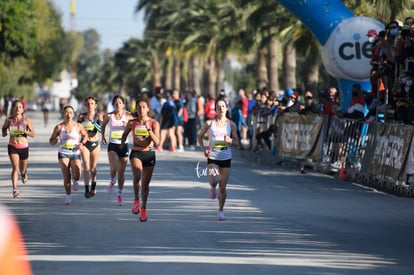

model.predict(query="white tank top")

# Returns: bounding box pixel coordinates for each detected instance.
[208,119,232,160]
[108,112,128,144]
[59,123,81,156]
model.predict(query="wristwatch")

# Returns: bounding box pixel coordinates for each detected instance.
[147,128,152,131]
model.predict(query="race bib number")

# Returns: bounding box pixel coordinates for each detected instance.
[111,131,122,139]
[134,125,149,138]
[83,121,94,131]
[9,125,24,135]
[212,136,227,150]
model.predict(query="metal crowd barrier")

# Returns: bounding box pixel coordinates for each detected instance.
[244,112,414,197]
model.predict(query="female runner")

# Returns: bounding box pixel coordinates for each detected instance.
[49,105,88,205]
[197,98,239,221]
[121,99,160,222]
[1,99,35,198]
[77,97,103,198]
[101,95,133,205]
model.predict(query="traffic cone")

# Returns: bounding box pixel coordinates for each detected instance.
[339,162,346,181]
[379,78,385,91]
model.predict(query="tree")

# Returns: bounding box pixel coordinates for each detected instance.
[114,38,154,97]
[0,0,67,98]
[31,0,67,82]
[74,29,102,100]
[0,0,37,60]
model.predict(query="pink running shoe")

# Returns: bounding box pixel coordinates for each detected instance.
[117,194,123,206]
[139,208,147,222]
[107,180,115,193]
[208,186,217,200]
[131,200,140,214]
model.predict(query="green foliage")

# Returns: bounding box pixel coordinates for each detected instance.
[74,29,102,100]
[0,0,68,97]
[2,0,411,100]
[0,0,37,60]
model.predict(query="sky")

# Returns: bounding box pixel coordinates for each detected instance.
[50,0,145,51]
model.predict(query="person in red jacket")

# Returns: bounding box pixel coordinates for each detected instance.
[204,93,216,121]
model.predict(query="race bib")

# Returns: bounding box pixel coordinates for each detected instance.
[82,121,94,131]
[212,136,227,150]
[111,131,123,139]
[134,125,149,138]
[9,125,24,135]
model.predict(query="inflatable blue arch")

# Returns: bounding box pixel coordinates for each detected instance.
[277,0,384,111]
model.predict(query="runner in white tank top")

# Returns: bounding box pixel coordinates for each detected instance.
[101,95,134,205]
[49,105,88,205]
[197,98,239,221]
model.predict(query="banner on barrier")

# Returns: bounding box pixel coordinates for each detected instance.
[276,114,323,161]
[364,123,413,181]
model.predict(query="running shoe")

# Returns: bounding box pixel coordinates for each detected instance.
[217,211,226,221]
[131,200,140,214]
[107,180,115,193]
[72,181,79,192]
[22,173,28,184]
[13,189,20,199]
[117,194,123,206]
[208,186,217,200]
[139,208,147,222]
[90,182,97,196]
[85,190,91,199]
[64,195,72,205]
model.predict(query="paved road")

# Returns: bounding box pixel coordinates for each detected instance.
[1,110,414,275]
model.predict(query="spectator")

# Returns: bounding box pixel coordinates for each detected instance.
[322,87,338,117]
[150,86,162,121]
[204,93,216,121]
[172,90,185,152]
[283,92,302,113]
[369,30,395,102]
[184,91,197,150]
[271,96,283,116]
[157,92,177,152]
[237,88,249,120]
[196,94,205,130]
[231,100,248,145]
[254,124,276,153]
[300,90,319,115]
[343,84,365,120]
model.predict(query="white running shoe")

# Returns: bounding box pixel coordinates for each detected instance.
[64,195,72,205]
[72,181,79,191]
[218,211,226,221]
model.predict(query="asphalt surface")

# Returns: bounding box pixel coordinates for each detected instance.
[1,110,414,275]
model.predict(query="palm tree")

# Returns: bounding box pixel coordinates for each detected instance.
[114,38,154,97]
